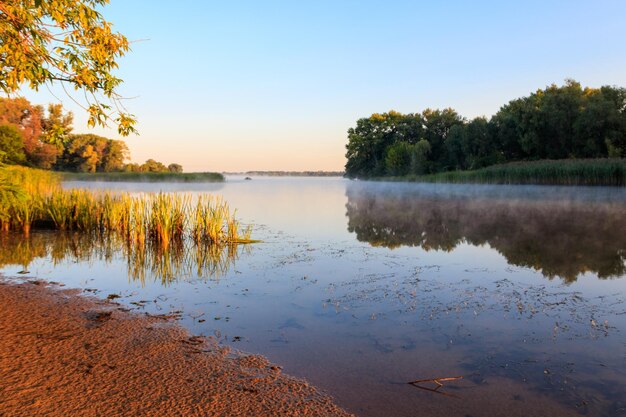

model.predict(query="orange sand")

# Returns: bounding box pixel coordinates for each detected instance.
[0,280,353,417]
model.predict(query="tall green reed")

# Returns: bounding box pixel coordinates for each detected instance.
[0,166,254,246]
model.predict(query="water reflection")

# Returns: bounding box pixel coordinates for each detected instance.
[0,232,241,285]
[346,183,626,282]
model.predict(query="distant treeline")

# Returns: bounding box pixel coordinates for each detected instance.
[62,171,224,182]
[227,171,345,177]
[0,97,183,173]
[345,80,626,178]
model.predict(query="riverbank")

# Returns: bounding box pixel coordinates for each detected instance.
[61,171,225,182]
[374,158,626,186]
[0,279,352,417]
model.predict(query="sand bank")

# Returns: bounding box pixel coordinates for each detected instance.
[0,280,352,417]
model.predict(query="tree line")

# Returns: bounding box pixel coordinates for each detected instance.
[0,97,182,173]
[345,80,626,178]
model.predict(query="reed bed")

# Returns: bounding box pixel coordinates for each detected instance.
[0,166,254,247]
[389,158,626,186]
[61,171,225,183]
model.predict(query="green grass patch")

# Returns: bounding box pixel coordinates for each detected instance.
[60,171,225,182]
[381,159,626,186]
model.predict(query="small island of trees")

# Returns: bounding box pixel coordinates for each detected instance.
[345,80,626,185]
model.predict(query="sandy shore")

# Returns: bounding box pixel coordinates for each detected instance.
[0,279,353,417]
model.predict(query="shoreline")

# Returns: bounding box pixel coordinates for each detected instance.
[0,278,352,417]
[353,158,626,187]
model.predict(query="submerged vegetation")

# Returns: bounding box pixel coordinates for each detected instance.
[386,159,626,186]
[0,166,252,247]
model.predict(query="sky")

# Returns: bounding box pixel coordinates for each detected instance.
[22,0,626,172]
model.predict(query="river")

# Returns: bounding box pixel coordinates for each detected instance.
[2,177,625,417]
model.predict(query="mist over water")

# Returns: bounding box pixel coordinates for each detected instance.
[345,181,626,282]
[2,177,625,417]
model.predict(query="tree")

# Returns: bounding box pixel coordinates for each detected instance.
[168,163,183,173]
[29,142,58,169]
[345,111,414,178]
[412,139,431,175]
[385,142,413,176]
[40,104,73,149]
[0,97,42,155]
[574,86,626,158]
[62,133,107,171]
[0,124,26,164]
[123,162,140,172]
[465,117,500,168]
[101,139,129,172]
[445,125,467,170]
[140,159,167,172]
[0,0,136,135]
[80,145,99,173]
[61,133,131,172]
[0,96,61,168]
[421,108,464,171]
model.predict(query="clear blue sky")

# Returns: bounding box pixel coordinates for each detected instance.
[24,0,626,171]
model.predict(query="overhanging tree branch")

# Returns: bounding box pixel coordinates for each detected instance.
[0,0,137,136]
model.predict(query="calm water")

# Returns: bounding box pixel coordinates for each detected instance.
[2,177,626,417]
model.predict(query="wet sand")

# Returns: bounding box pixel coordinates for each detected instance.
[0,279,352,417]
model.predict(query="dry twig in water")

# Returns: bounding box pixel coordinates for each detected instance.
[408,376,464,398]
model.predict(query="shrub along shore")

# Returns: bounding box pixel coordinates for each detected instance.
[376,158,626,186]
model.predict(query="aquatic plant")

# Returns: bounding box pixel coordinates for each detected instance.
[0,166,254,246]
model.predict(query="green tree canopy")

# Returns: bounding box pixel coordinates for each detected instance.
[0,124,26,164]
[385,142,414,176]
[0,0,136,135]
[345,80,626,178]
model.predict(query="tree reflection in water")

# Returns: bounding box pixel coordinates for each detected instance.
[346,183,626,282]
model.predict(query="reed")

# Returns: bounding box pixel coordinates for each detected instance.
[148,193,189,249]
[0,166,255,247]
[395,158,626,186]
